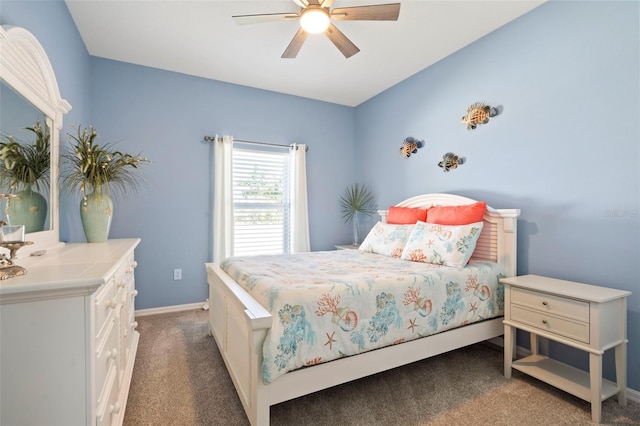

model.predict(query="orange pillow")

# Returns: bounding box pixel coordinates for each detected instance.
[387,206,428,224]
[426,201,486,225]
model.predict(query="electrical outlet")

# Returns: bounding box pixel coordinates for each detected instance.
[173,269,182,280]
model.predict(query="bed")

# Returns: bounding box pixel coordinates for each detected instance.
[205,193,520,426]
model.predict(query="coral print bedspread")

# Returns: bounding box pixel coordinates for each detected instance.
[220,250,505,383]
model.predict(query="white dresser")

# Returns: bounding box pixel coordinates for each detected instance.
[501,274,630,424]
[0,238,140,426]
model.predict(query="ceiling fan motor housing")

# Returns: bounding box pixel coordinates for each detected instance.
[300,6,331,33]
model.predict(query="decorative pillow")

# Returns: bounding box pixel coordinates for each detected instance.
[359,222,415,258]
[426,201,486,225]
[386,206,428,224]
[401,221,484,268]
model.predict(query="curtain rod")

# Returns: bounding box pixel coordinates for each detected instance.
[204,135,308,151]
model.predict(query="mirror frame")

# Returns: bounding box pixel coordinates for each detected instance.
[0,25,72,254]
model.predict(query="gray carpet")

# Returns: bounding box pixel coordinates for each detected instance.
[123,309,640,426]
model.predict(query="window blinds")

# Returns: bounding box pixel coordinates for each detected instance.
[232,147,291,256]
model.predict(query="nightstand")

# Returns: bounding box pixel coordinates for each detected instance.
[501,274,631,424]
[335,244,360,250]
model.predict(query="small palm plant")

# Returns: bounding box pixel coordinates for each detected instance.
[0,121,50,194]
[0,121,51,232]
[339,183,376,245]
[61,124,150,200]
[61,124,150,242]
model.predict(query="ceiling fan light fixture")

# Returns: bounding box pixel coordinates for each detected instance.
[300,8,330,33]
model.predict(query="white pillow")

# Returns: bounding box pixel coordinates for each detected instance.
[401,221,483,268]
[359,222,414,258]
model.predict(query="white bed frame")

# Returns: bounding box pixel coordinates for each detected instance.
[205,193,520,426]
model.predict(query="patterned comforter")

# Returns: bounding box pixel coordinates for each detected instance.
[220,249,505,383]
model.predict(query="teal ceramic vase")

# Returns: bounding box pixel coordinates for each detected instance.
[7,186,48,233]
[80,187,113,243]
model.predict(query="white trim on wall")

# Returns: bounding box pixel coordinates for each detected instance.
[135,301,207,317]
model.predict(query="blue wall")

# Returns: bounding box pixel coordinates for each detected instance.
[87,58,355,309]
[355,1,639,391]
[2,0,638,391]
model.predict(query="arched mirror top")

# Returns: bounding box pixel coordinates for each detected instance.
[1,25,72,253]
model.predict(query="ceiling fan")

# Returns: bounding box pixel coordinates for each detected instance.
[232,0,401,59]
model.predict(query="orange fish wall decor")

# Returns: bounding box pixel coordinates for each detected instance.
[461,102,498,130]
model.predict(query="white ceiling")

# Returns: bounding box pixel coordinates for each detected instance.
[65,0,545,107]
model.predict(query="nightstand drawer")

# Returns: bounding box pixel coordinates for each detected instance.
[511,287,589,322]
[511,304,589,343]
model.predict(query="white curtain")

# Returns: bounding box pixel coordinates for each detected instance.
[212,135,234,263]
[290,143,310,253]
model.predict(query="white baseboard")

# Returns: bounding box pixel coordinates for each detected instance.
[487,337,640,403]
[135,301,207,317]
[628,387,640,404]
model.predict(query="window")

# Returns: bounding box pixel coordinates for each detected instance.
[232,146,290,256]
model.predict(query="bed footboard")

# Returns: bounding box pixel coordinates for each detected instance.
[205,263,271,426]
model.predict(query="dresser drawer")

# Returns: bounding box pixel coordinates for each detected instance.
[95,277,118,331]
[113,257,131,294]
[96,362,121,426]
[95,311,120,395]
[511,304,590,343]
[125,255,137,279]
[511,287,589,322]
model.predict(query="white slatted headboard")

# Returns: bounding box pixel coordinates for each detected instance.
[378,193,520,277]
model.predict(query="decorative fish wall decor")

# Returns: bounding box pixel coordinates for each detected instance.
[400,137,424,158]
[438,152,465,172]
[461,102,498,130]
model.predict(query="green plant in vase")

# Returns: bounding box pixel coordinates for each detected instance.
[0,121,50,233]
[61,124,150,242]
[339,183,376,246]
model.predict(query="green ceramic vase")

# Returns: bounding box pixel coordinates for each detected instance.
[80,187,113,243]
[7,186,48,233]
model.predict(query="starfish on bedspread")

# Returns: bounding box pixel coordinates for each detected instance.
[324,332,337,350]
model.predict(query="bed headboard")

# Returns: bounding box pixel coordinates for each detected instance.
[378,193,520,278]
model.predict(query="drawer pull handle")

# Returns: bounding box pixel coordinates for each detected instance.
[542,301,549,306]
[117,280,126,288]
[133,321,139,329]
[542,319,549,325]
[106,348,118,359]
[109,402,122,414]
[130,289,139,297]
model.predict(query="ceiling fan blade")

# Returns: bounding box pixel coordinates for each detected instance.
[325,23,360,58]
[282,28,308,58]
[331,3,401,21]
[307,0,321,5]
[292,0,309,7]
[320,0,335,7]
[233,12,298,25]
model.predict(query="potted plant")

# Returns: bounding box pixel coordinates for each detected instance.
[61,124,150,242]
[0,121,50,233]
[339,183,376,245]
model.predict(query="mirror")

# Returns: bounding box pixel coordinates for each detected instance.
[0,25,71,254]
[1,82,51,233]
